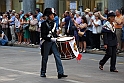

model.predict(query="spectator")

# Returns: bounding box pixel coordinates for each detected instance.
[21,14,30,45]
[0,30,8,46]
[115,9,124,53]
[60,13,66,35]
[68,13,76,36]
[8,12,16,43]
[102,8,108,25]
[92,13,102,51]
[15,13,22,44]
[19,10,24,19]
[64,11,71,35]
[86,12,95,49]
[121,7,124,51]
[1,14,9,37]
[54,13,60,36]
[74,11,82,46]
[78,16,88,53]
[35,8,43,44]
[29,14,38,45]
[35,8,43,22]
[28,12,33,21]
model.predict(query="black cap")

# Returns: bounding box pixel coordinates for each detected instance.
[107,12,115,18]
[43,8,55,17]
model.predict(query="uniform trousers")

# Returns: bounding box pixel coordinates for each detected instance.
[41,41,64,75]
[99,46,117,71]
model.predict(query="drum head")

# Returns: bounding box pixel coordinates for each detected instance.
[57,37,74,42]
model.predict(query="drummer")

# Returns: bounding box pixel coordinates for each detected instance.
[40,8,68,79]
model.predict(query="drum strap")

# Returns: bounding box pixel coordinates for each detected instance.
[46,22,56,37]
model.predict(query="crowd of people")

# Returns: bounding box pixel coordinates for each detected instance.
[0,7,124,54]
[0,8,43,46]
[60,7,124,53]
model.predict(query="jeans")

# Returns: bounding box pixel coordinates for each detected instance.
[41,41,64,75]
[10,25,16,42]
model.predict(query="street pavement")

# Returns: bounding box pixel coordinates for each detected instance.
[0,46,124,83]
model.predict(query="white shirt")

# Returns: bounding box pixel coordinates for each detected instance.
[15,18,20,28]
[87,15,95,31]
[92,19,101,34]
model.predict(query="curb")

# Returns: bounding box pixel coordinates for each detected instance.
[86,49,124,57]
[8,43,124,57]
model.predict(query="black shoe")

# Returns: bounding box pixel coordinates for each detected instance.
[58,74,68,79]
[40,74,46,77]
[110,70,118,72]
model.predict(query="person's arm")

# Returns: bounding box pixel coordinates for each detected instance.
[78,23,87,29]
[8,16,14,23]
[41,22,51,41]
[92,21,99,27]
[1,32,5,39]
[92,20,101,27]
[103,32,108,49]
[98,12,107,20]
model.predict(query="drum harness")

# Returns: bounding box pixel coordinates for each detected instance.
[40,21,57,46]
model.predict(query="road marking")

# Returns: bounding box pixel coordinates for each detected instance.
[20,50,25,52]
[0,76,15,82]
[117,62,124,65]
[90,59,99,61]
[0,67,38,76]
[65,79,85,83]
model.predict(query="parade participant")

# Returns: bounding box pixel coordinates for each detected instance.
[40,8,68,79]
[99,12,118,72]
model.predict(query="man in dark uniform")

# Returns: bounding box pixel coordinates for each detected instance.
[99,12,118,72]
[40,8,68,79]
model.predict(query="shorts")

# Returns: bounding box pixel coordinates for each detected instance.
[79,36,86,42]
[15,28,20,33]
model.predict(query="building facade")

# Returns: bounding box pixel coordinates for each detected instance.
[0,0,124,15]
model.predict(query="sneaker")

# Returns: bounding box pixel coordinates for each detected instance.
[92,48,96,51]
[83,50,86,53]
[96,49,100,51]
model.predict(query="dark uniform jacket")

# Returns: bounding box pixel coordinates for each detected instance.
[40,20,56,55]
[102,21,118,46]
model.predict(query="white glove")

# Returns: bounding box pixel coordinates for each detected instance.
[51,38,57,42]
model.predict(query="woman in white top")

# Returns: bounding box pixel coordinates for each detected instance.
[29,14,38,45]
[15,13,22,44]
[1,14,8,37]
[91,13,102,51]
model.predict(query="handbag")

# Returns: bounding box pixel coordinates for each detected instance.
[96,25,102,34]
[78,29,86,37]
[29,25,36,31]
[78,31,84,37]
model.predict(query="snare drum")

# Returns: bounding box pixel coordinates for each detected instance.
[57,37,76,60]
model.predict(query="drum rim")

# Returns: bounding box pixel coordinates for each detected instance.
[57,36,74,42]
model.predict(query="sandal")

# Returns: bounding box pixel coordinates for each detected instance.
[99,65,103,70]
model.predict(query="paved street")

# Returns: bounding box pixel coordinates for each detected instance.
[0,46,124,83]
